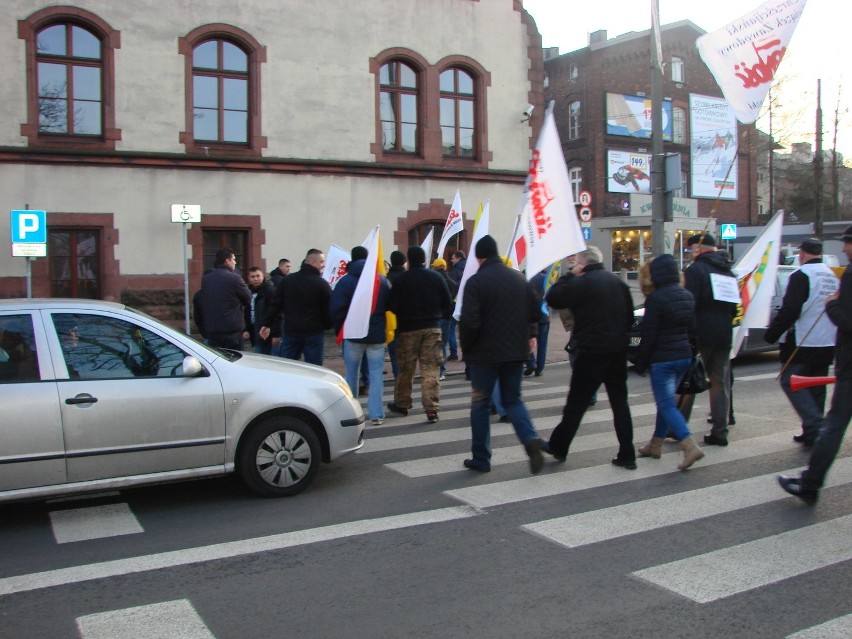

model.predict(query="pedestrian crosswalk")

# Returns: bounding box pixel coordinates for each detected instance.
[4,371,850,637]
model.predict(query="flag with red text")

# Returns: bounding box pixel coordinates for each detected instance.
[696,0,807,124]
[436,190,464,258]
[323,244,351,289]
[520,108,586,280]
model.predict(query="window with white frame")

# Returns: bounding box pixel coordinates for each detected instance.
[568,100,581,140]
[569,167,583,203]
[672,106,686,144]
[671,56,684,83]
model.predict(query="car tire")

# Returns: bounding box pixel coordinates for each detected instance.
[238,416,321,497]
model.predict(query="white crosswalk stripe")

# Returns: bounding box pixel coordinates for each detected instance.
[77,599,214,639]
[444,433,797,508]
[632,513,852,603]
[786,613,852,639]
[523,457,852,548]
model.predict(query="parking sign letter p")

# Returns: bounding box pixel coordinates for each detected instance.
[20,213,40,238]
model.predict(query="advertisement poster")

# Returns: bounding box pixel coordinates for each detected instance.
[690,93,738,200]
[605,93,671,140]
[607,150,652,194]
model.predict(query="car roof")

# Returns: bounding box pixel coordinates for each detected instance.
[0,298,127,311]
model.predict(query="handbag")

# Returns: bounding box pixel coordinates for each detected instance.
[677,354,709,394]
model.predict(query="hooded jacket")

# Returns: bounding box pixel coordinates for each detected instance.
[634,254,696,373]
[328,258,390,343]
[683,250,738,349]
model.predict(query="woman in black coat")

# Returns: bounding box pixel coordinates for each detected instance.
[634,254,704,470]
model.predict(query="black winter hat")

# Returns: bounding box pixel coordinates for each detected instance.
[686,233,716,248]
[475,235,499,259]
[798,238,823,255]
[407,245,426,266]
[350,245,369,261]
[838,226,852,242]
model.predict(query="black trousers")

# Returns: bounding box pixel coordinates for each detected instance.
[548,350,635,461]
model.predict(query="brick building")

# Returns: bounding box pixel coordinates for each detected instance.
[0,1,545,324]
[544,21,760,272]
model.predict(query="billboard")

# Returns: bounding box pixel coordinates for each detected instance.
[607,150,652,194]
[605,93,672,140]
[690,94,738,200]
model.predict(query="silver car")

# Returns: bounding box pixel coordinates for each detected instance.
[0,299,365,502]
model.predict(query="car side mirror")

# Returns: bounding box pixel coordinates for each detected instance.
[182,355,205,377]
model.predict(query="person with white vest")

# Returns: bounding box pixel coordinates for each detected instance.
[765,238,839,447]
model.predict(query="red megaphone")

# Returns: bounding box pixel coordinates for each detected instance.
[790,375,836,392]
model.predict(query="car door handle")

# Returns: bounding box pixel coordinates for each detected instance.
[65,395,98,405]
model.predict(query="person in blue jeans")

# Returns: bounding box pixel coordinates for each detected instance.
[633,254,704,470]
[329,245,391,425]
[458,235,545,474]
[525,267,551,377]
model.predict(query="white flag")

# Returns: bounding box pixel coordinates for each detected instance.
[521,109,586,280]
[420,228,434,264]
[696,0,807,124]
[730,211,783,356]
[323,244,351,290]
[341,226,381,341]
[506,215,524,272]
[452,202,489,321]
[436,190,464,258]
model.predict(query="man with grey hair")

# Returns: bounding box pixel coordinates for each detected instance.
[543,245,637,468]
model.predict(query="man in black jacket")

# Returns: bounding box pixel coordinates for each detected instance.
[765,238,838,446]
[779,226,852,503]
[246,266,277,354]
[679,233,738,446]
[459,235,544,474]
[197,247,251,350]
[260,248,331,365]
[386,245,452,423]
[544,245,637,469]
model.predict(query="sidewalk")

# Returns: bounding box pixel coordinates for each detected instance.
[321,278,644,380]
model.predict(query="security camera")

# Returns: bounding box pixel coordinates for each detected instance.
[522,104,535,120]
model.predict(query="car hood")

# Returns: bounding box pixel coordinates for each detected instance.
[225,352,345,384]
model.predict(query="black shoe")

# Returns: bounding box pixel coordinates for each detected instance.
[703,434,728,446]
[778,475,818,504]
[524,367,535,376]
[447,354,459,361]
[386,402,409,417]
[524,439,544,475]
[728,416,736,426]
[540,439,567,463]
[426,410,439,423]
[793,433,816,447]
[463,458,491,472]
[498,415,511,423]
[534,371,543,377]
[611,457,637,470]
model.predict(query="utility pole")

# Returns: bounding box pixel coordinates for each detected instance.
[650,0,666,256]
[814,79,824,238]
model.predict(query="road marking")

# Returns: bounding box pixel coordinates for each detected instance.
[77,599,214,639]
[735,372,779,382]
[523,458,852,548]
[50,503,144,544]
[0,506,479,596]
[444,433,795,508]
[387,426,661,477]
[632,514,852,603]
[787,613,852,638]
[362,401,659,452]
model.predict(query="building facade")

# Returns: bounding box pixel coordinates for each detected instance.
[0,0,545,322]
[544,21,760,272]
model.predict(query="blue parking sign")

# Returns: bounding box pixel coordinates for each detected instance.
[11,210,47,243]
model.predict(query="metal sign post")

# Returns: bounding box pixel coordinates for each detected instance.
[170,204,202,334]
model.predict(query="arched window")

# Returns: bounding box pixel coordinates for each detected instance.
[179,25,266,156]
[440,67,476,158]
[19,7,121,149]
[568,101,582,141]
[379,60,419,154]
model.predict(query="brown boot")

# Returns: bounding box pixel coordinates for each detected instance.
[678,436,705,471]
[638,436,664,459]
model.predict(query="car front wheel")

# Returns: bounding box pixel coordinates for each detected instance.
[238,416,321,497]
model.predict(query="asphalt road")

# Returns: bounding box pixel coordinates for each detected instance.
[1,353,850,639]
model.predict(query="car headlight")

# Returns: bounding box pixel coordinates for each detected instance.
[338,379,354,399]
